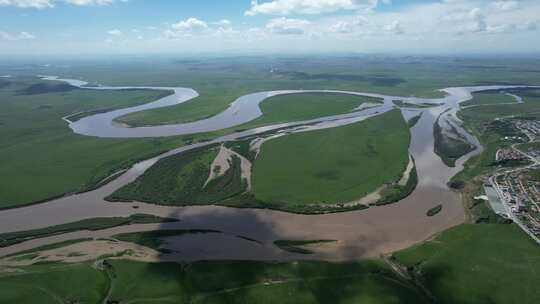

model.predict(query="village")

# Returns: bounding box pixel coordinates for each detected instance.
[487,118,540,243]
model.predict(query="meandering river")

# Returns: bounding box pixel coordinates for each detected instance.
[0,77,535,261]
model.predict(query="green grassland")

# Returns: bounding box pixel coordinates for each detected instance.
[234,92,380,129]
[13,56,540,128]
[108,110,411,213]
[0,263,109,304]
[0,259,429,304]
[252,109,410,206]
[461,90,518,107]
[108,145,248,205]
[0,78,192,208]
[116,92,381,127]
[2,57,540,207]
[394,224,540,304]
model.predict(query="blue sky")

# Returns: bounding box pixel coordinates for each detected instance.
[0,0,539,56]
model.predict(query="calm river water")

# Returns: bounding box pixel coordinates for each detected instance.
[0,77,533,260]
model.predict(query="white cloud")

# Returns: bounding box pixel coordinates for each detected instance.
[65,0,114,5]
[491,0,519,11]
[164,17,209,39]
[0,30,36,40]
[214,19,232,26]
[266,17,310,35]
[383,20,404,34]
[172,17,208,32]
[245,0,379,16]
[328,17,367,33]
[468,8,487,32]
[0,0,53,8]
[107,29,122,36]
[0,0,123,8]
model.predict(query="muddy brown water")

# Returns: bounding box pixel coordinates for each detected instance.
[0,79,535,261]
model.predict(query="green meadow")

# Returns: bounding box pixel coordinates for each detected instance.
[0,78,190,208]
[394,224,540,304]
[252,109,410,205]
[0,259,429,304]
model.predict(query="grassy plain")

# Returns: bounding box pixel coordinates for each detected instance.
[461,90,517,107]
[2,57,540,207]
[243,93,380,127]
[108,146,248,205]
[252,110,410,205]
[117,92,380,127]
[0,78,190,208]
[13,56,540,127]
[394,224,540,304]
[0,263,108,304]
[0,259,429,304]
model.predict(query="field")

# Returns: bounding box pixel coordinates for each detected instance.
[0,78,190,208]
[2,57,540,208]
[460,90,518,107]
[109,108,411,213]
[394,224,540,304]
[0,259,429,304]
[252,109,410,205]
[0,263,108,304]
[7,56,540,129]
[239,92,381,127]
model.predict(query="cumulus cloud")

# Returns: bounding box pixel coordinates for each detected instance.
[266,17,310,35]
[245,0,379,16]
[0,0,123,8]
[0,30,36,40]
[172,17,208,32]
[164,17,209,39]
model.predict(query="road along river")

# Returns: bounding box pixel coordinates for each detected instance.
[0,77,536,261]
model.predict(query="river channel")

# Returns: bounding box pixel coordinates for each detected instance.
[0,77,534,261]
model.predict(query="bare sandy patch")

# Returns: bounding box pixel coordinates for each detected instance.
[204,145,253,191]
[0,240,162,269]
[204,145,232,188]
[398,155,414,186]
